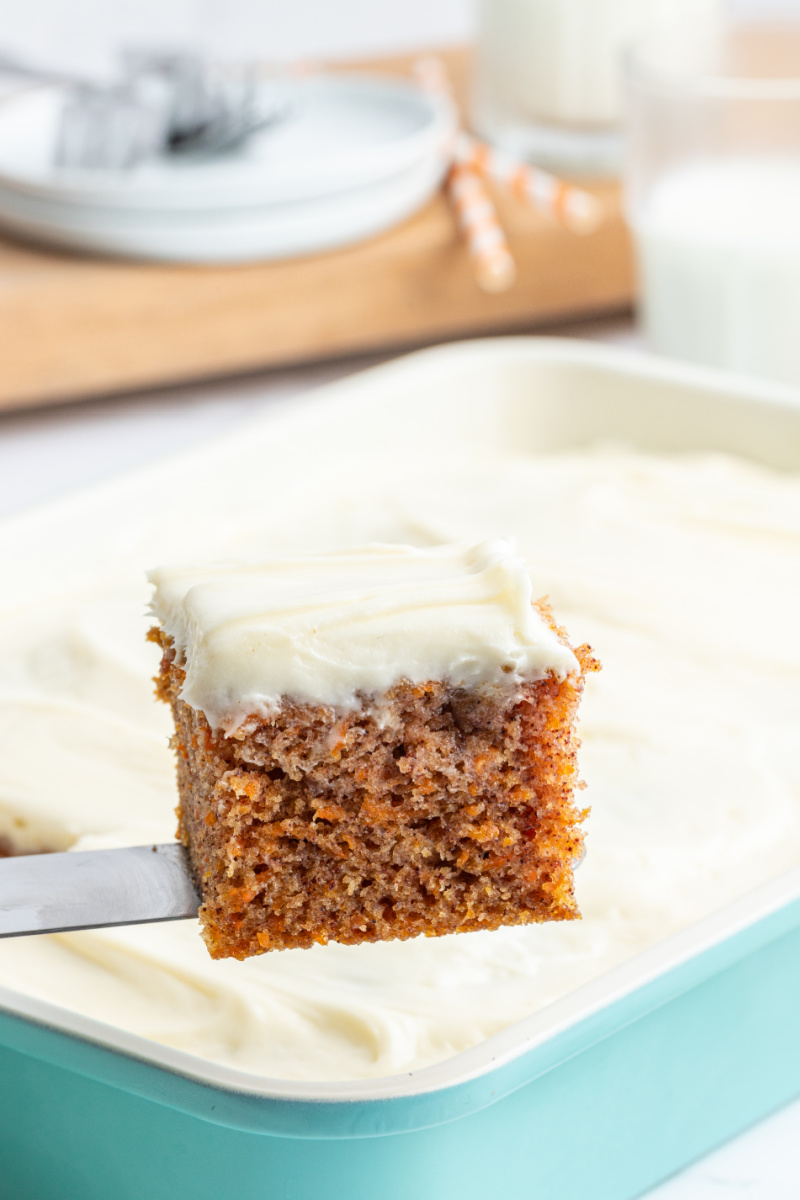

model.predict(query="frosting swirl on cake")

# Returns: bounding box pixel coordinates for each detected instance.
[148,541,579,732]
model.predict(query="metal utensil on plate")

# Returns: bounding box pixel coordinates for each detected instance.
[0,49,291,167]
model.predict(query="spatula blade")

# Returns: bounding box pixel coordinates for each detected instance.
[0,844,200,938]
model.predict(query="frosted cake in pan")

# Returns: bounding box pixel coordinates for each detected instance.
[0,346,799,1083]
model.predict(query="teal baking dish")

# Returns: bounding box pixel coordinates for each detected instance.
[1,873,799,1200]
[1,339,799,1200]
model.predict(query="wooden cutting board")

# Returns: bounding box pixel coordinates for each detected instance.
[0,50,634,412]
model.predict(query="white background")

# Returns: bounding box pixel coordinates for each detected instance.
[2,0,800,73]
[0,2,799,1197]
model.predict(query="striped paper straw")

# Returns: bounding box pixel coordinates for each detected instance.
[413,56,604,235]
[414,57,516,293]
[453,132,604,235]
[413,55,451,96]
[447,162,517,293]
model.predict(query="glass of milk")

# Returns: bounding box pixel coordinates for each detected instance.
[625,24,800,387]
[471,0,724,174]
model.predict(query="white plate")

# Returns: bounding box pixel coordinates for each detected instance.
[0,149,446,262]
[0,75,456,212]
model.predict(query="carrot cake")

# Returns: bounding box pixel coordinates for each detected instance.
[148,541,599,961]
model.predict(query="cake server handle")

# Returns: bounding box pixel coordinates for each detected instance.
[0,844,200,938]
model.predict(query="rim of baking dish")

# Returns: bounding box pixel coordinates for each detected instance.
[1,864,798,1106]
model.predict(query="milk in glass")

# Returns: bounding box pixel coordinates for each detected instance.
[473,0,723,170]
[635,158,800,386]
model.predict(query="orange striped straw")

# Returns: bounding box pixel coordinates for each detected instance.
[413,56,452,97]
[453,132,604,235]
[447,161,517,293]
[414,56,604,236]
[414,57,516,293]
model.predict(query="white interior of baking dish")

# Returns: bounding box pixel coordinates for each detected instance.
[1,338,799,1102]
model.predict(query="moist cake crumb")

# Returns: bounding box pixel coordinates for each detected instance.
[149,595,598,961]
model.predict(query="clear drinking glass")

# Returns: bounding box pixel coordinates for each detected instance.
[471,0,724,175]
[624,23,800,387]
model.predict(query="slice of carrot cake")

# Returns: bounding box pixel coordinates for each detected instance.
[148,541,599,961]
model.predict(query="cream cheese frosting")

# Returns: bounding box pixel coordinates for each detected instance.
[0,438,799,1082]
[148,541,579,731]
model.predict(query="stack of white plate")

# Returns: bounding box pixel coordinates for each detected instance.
[0,74,456,262]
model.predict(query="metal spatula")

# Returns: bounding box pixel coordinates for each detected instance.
[0,845,200,938]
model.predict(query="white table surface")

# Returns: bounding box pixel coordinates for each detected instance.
[1,315,799,1197]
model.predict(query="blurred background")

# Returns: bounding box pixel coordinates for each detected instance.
[2,0,798,70]
[1,0,800,415]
